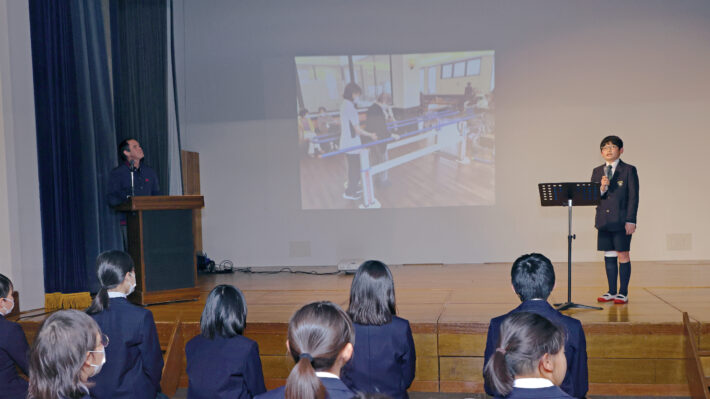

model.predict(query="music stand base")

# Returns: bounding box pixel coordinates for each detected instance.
[554,302,603,311]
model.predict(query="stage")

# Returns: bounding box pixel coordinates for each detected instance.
[16,261,710,396]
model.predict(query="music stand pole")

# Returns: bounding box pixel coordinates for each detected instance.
[556,195,602,311]
[538,182,602,311]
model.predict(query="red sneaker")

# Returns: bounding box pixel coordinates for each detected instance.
[613,294,628,304]
[597,293,616,302]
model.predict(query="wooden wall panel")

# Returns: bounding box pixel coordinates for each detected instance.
[181,150,202,252]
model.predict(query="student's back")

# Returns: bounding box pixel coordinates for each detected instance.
[255,376,355,399]
[0,274,28,399]
[256,301,355,399]
[483,253,588,398]
[485,300,587,397]
[185,284,266,399]
[484,312,571,399]
[499,385,572,399]
[342,317,415,399]
[341,260,416,399]
[89,296,163,399]
[86,250,163,399]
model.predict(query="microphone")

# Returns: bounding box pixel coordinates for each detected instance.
[129,160,135,198]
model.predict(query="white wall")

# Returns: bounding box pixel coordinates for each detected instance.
[177,0,710,266]
[0,0,45,309]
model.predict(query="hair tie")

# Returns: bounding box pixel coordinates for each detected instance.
[496,348,506,355]
[299,353,313,362]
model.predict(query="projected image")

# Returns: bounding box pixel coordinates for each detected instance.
[296,51,495,209]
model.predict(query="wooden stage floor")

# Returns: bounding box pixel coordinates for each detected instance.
[16,261,710,396]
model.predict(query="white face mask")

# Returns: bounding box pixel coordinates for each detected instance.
[1,297,14,316]
[89,349,106,376]
[127,272,136,296]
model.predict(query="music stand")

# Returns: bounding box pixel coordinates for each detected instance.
[539,182,603,311]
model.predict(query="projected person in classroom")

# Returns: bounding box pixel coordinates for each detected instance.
[298,108,322,157]
[316,107,338,152]
[365,93,399,185]
[340,83,377,200]
[591,136,639,305]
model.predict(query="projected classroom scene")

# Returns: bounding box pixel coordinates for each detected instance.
[296,51,495,209]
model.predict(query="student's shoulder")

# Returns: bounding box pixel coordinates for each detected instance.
[392,315,412,328]
[0,317,26,340]
[255,385,285,399]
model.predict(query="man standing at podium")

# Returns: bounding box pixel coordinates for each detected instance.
[591,136,639,305]
[108,138,160,246]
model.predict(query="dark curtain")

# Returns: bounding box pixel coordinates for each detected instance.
[29,0,121,295]
[110,0,169,193]
[71,0,124,292]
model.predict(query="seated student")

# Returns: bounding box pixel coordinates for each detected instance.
[185,284,267,399]
[484,311,571,399]
[341,260,416,399]
[0,273,29,399]
[483,253,588,398]
[86,250,164,399]
[28,309,107,399]
[255,301,356,399]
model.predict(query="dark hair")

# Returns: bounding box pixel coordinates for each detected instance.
[343,82,362,101]
[483,312,565,396]
[298,109,308,117]
[200,284,248,338]
[600,135,623,150]
[318,107,327,112]
[0,273,12,298]
[29,309,102,399]
[86,250,135,315]
[511,253,555,301]
[348,260,396,325]
[285,301,354,399]
[117,138,136,161]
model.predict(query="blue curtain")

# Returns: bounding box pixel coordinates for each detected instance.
[110,0,169,193]
[29,0,122,295]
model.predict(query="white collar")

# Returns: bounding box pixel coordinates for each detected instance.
[513,378,554,388]
[606,158,620,168]
[107,291,127,298]
[315,371,340,379]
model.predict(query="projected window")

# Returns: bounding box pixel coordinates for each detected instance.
[466,58,481,76]
[296,50,495,210]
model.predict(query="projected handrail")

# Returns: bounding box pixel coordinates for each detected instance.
[320,112,477,158]
[308,109,463,145]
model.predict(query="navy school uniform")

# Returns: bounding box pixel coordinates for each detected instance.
[0,314,29,399]
[185,334,267,399]
[88,296,164,399]
[340,316,416,399]
[483,300,588,399]
[498,386,573,399]
[591,159,639,232]
[255,376,356,399]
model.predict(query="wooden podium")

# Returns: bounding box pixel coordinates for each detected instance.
[116,195,204,305]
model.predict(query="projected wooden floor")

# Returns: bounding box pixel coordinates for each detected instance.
[15,261,710,396]
[299,139,495,209]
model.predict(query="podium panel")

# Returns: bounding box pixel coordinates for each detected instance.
[143,210,195,291]
[119,196,203,305]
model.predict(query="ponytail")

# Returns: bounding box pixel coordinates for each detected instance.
[484,348,515,395]
[483,312,565,396]
[284,302,354,399]
[87,287,110,315]
[86,250,135,315]
[285,354,326,399]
